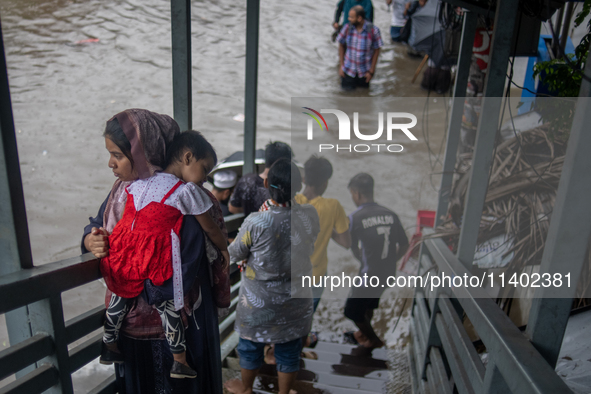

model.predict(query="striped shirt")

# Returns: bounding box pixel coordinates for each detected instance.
[337,21,383,78]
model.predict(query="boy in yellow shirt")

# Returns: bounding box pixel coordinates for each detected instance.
[295,155,351,311]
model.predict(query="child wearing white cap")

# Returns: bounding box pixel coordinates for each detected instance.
[211,170,238,240]
[213,170,238,190]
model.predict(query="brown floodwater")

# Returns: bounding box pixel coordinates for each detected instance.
[0,0,444,391]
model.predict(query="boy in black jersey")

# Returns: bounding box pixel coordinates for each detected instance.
[345,173,409,350]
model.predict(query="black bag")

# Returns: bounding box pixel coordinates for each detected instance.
[421,67,451,94]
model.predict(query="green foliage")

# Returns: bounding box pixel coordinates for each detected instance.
[533,1,591,97]
[574,1,591,27]
[531,1,590,142]
[533,55,582,97]
[534,99,576,143]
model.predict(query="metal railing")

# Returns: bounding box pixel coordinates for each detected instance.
[0,214,244,394]
[1,0,257,391]
[409,234,572,394]
[413,0,591,390]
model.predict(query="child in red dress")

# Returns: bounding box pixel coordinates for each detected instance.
[100,130,228,379]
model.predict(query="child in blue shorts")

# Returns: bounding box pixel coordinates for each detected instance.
[225,160,320,394]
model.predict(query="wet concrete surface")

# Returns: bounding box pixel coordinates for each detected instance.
[223,339,412,393]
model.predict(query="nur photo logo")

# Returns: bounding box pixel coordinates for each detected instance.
[302,107,418,153]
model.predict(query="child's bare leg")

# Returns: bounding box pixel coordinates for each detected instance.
[354,310,383,348]
[224,368,260,394]
[277,371,298,394]
[172,351,188,366]
[353,330,369,344]
[264,344,276,365]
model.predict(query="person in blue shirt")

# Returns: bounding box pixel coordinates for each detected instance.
[332,0,374,40]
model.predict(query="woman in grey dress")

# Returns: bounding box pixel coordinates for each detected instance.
[225,159,320,394]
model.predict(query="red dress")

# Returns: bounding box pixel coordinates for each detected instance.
[101,181,184,299]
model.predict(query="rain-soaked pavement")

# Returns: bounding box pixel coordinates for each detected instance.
[0,0,449,391]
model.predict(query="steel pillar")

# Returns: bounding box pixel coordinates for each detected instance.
[415,11,477,368]
[552,5,564,55]
[559,2,574,53]
[434,11,477,227]
[0,19,36,377]
[526,45,591,368]
[0,21,33,272]
[243,0,259,175]
[171,0,192,132]
[455,0,519,269]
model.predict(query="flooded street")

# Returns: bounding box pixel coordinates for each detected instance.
[1,0,434,266]
[1,0,443,391]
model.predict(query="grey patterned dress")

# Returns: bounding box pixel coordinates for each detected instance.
[229,202,320,344]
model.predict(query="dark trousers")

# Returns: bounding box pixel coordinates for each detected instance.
[341,73,370,90]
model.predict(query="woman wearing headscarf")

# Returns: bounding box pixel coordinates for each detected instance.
[82,108,226,394]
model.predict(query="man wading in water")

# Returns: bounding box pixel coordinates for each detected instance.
[337,5,383,90]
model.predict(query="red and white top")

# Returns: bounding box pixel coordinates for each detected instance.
[100,172,212,310]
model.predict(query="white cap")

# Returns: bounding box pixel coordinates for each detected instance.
[213,170,237,189]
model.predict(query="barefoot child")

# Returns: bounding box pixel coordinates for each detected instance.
[225,159,320,394]
[100,130,229,379]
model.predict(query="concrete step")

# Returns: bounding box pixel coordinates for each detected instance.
[250,373,381,394]
[299,358,390,381]
[224,339,394,393]
[307,349,388,369]
[256,364,385,392]
[310,341,389,361]
[229,356,388,387]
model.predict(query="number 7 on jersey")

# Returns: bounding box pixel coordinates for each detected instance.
[376,226,390,259]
